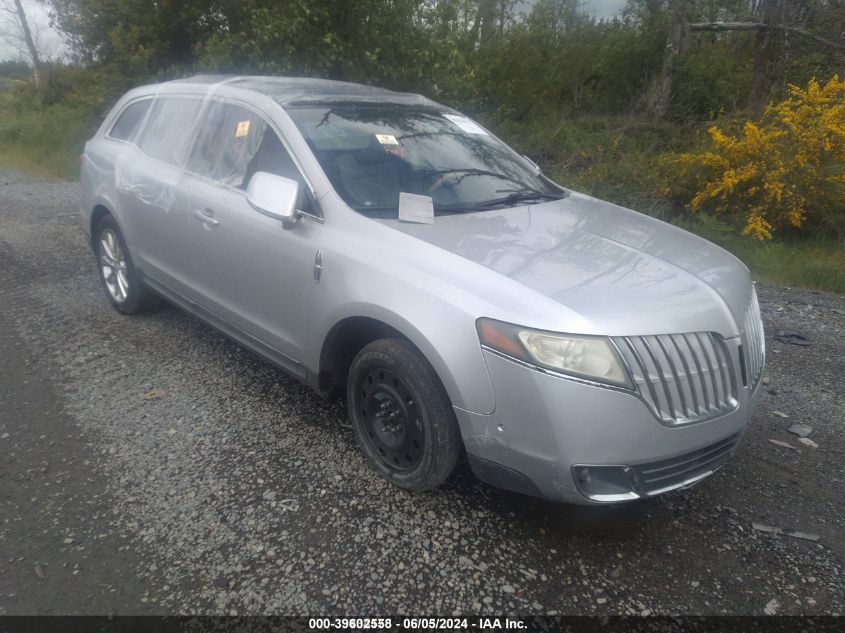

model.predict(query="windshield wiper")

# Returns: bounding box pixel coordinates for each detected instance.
[473,190,565,208]
[350,188,566,217]
[433,190,565,215]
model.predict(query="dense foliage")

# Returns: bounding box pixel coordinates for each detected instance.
[664,76,845,240]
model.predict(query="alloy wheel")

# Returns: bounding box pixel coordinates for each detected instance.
[99,228,129,303]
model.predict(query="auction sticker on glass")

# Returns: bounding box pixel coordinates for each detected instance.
[443,114,488,135]
[375,133,399,145]
[235,120,251,138]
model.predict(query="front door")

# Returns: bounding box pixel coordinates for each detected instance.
[181,100,322,366]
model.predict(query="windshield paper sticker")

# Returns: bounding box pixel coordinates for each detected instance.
[375,133,399,145]
[443,114,488,135]
[398,192,434,224]
[235,120,251,138]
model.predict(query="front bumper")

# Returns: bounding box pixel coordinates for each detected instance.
[455,349,759,504]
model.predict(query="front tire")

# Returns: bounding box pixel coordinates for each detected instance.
[347,338,461,491]
[94,215,157,314]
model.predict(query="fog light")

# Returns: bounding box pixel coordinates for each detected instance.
[572,465,640,502]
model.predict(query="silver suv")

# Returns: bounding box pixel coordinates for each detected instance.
[80,76,765,503]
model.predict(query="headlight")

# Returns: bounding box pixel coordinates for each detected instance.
[477,318,631,388]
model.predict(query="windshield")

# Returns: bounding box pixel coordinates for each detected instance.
[285,104,565,216]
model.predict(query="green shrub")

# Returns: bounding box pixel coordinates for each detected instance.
[0,66,129,178]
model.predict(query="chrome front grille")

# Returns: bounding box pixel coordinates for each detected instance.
[742,288,765,388]
[613,332,738,425]
[634,432,741,496]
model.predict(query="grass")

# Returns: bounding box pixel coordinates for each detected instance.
[1,94,842,294]
[0,89,97,180]
[684,216,845,294]
[0,143,80,179]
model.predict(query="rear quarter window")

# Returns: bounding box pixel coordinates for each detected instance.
[136,96,204,166]
[108,99,151,142]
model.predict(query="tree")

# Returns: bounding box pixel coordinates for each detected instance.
[645,0,694,119]
[688,0,845,115]
[642,0,845,118]
[0,0,44,84]
[44,0,223,71]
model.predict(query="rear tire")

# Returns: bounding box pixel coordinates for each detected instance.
[347,338,461,491]
[94,215,159,314]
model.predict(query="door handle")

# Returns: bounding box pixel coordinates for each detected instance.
[194,209,219,226]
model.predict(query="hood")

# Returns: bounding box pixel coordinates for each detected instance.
[378,191,752,337]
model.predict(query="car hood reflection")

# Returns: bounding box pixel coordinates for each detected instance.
[378,191,752,336]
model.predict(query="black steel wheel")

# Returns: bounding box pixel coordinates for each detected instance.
[347,338,461,491]
[358,367,424,472]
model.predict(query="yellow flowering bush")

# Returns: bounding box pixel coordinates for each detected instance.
[662,76,845,240]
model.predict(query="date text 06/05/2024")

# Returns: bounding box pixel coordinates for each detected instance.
[307,617,527,630]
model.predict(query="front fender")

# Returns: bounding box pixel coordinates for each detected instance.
[315,302,495,415]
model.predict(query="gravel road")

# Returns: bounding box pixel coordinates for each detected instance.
[0,168,843,616]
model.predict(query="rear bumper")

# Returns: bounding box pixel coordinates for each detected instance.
[455,349,759,504]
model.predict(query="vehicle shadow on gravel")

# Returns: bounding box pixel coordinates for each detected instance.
[447,466,660,538]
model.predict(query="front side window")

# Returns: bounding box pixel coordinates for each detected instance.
[285,104,563,216]
[109,98,151,142]
[188,101,314,212]
[137,96,203,166]
[188,102,267,188]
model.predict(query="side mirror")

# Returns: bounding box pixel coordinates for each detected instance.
[246,171,300,226]
[522,154,542,175]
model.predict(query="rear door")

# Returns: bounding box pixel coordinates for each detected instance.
[181,99,323,366]
[115,95,202,294]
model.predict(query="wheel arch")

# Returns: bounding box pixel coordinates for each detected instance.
[317,311,465,411]
[89,204,113,248]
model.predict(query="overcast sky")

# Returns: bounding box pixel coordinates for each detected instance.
[0,0,63,63]
[581,0,628,18]
[0,0,629,63]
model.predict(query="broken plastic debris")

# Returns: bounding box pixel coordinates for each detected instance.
[798,437,819,448]
[774,330,810,346]
[752,522,821,542]
[143,388,166,401]
[787,423,812,438]
[771,410,789,418]
[278,498,299,512]
[768,438,800,452]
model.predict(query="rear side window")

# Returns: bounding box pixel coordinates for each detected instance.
[137,96,203,166]
[108,99,151,142]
